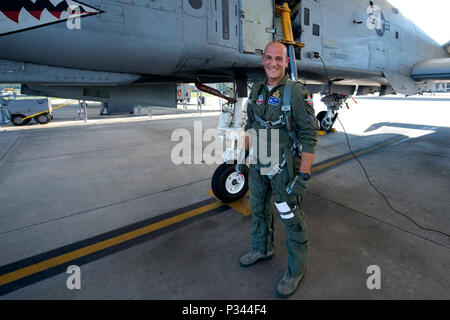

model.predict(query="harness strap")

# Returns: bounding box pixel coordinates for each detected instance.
[282,80,302,155]
[254,114,284,129]
[252,79,303,180]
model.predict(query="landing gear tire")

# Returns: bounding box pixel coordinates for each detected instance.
[34,113,51,124]
[211,163,248,203]
[316,111,336,132]
[11,114,31,126]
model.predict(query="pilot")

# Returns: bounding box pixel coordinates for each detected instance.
[237,41,318,298]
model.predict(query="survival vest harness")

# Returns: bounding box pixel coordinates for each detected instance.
[250,79,302,180]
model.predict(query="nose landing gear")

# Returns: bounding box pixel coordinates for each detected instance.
[316,110,337,133]
[195,77,250,203]
[317,93,350,133]
[211,162,248,203]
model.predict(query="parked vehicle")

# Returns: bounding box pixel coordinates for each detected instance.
[1,94,52,126]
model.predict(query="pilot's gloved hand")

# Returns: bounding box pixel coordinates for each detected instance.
[285,173,310,198]
[235,150,249,174]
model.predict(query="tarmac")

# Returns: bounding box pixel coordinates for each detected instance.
[0,95,449,299]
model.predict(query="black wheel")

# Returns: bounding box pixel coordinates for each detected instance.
[211,163,249,203]
[34,113,50,124]
[11,114,31,126]
[316,111,336,132]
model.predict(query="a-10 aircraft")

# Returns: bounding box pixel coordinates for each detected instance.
[0,0,449,201]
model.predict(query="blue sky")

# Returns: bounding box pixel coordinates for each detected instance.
[388,0,450,44]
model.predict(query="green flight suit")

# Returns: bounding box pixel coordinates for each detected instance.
[245,74,318,277]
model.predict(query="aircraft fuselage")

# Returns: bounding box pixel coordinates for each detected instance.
[0,0,447,89]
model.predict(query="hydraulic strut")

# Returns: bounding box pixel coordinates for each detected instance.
[275,2,305,81]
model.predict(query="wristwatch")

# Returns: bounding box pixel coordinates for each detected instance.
[298,172,311,181]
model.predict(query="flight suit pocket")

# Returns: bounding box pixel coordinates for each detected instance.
[285,212,309,243]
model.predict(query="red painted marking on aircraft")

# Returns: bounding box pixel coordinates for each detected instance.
[28,11,43,20]
[48,10,62,19]
[3,11,20,23]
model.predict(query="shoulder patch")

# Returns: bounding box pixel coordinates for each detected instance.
[256,94,264,105]
[304,93,314,106]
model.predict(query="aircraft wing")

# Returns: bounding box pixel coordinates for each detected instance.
[411,58,450,81]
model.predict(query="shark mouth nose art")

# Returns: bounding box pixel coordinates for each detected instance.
[0,0,103,36]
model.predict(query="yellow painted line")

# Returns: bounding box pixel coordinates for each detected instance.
[216,135,406,216]
[0,201,223,286]
[0,135,407,287]
[208,190,251,216]
[311,136,405,174]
